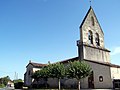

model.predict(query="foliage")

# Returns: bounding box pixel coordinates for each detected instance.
[0,76,11,86]
[13,79,23,83]
[32,70,40,81]
[66,61,92,90]
[32,63,65,89]
[32,66,49,88]
[13,79,23,89]
[14,82,23,89]
[32,63,65,79]
[47,63,65,79]
[47,63,65,90]
[32,66,49,81]
[32,61,91,90]
[66,61,92,80]
[0,84,5,88]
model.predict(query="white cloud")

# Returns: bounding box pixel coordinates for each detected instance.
[111,46,120,55]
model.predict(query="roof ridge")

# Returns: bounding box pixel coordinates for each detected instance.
[30,61,46,65]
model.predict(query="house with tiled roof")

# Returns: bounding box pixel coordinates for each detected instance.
[24,61,47,86]
[24,6,120,89]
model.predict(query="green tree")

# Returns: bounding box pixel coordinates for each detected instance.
[66,61,92,90]
[0,76,11,88]
[13,79,23,89]
[32,63,65,90]
[0,76,11,86]
[32,66,49,80]
[32,66,49,88]
[32,70,40,82]
[47,63,65,90]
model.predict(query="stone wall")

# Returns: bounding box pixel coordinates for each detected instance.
[83,61,113,89]
[83,45,110,63]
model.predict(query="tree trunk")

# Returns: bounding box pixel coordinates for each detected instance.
[78,80,80,90]
[58,78,60,90]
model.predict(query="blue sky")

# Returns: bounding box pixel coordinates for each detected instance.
[0,0,120,80]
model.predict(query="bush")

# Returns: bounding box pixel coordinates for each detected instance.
[14,82,23,89]
[0,84,5,88]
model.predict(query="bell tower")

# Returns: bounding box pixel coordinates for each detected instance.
[77,6,110,63]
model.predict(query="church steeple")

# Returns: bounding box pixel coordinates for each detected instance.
[79,6,104,48]
[77,6,110,63]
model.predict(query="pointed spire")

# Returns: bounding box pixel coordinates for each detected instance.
[80,6,93,28]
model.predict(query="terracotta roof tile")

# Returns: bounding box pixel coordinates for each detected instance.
[59,57,78,64]
[84,59,120,68]
[26,57,120,68]
[26,62,47,68]
[59,57,120,68]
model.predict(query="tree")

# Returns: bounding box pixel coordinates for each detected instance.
[66,61,92,90]
[14,82,23,89]
[13,79,23,89]
[0,76,11,86]
[32,63,65,90]
[32,66,50,88]
[47,63,65,90]
[32,70,41,82]
[0,76,11,88]
[32,66,49,79]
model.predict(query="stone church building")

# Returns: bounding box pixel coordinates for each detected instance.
[24,6,120,89]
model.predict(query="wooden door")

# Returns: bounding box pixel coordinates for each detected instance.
[88,71,94,88]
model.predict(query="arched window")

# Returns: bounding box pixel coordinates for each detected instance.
[95,33,100,46]
[91,16,95,26]
[99,76,103,82]
[88,30,93,44]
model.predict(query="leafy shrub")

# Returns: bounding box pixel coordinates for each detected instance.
[14,82,23,89]
[0,84,5,88]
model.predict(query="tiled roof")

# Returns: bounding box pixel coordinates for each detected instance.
[26,57,120,68]
[59,57,120,68]
[26,62,47,68]
[84,59,120,68]
[59,57,78,64]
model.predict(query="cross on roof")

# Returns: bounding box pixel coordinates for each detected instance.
[89,0,92,6]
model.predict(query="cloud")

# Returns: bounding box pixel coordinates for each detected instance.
[111,46,120,55]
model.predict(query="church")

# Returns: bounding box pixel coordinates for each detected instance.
[24,6,120,89]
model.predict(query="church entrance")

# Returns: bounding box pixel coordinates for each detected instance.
[113,79,120,89]
[88,71,94,88]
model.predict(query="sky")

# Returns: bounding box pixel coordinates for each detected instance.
[0,0,120,80]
